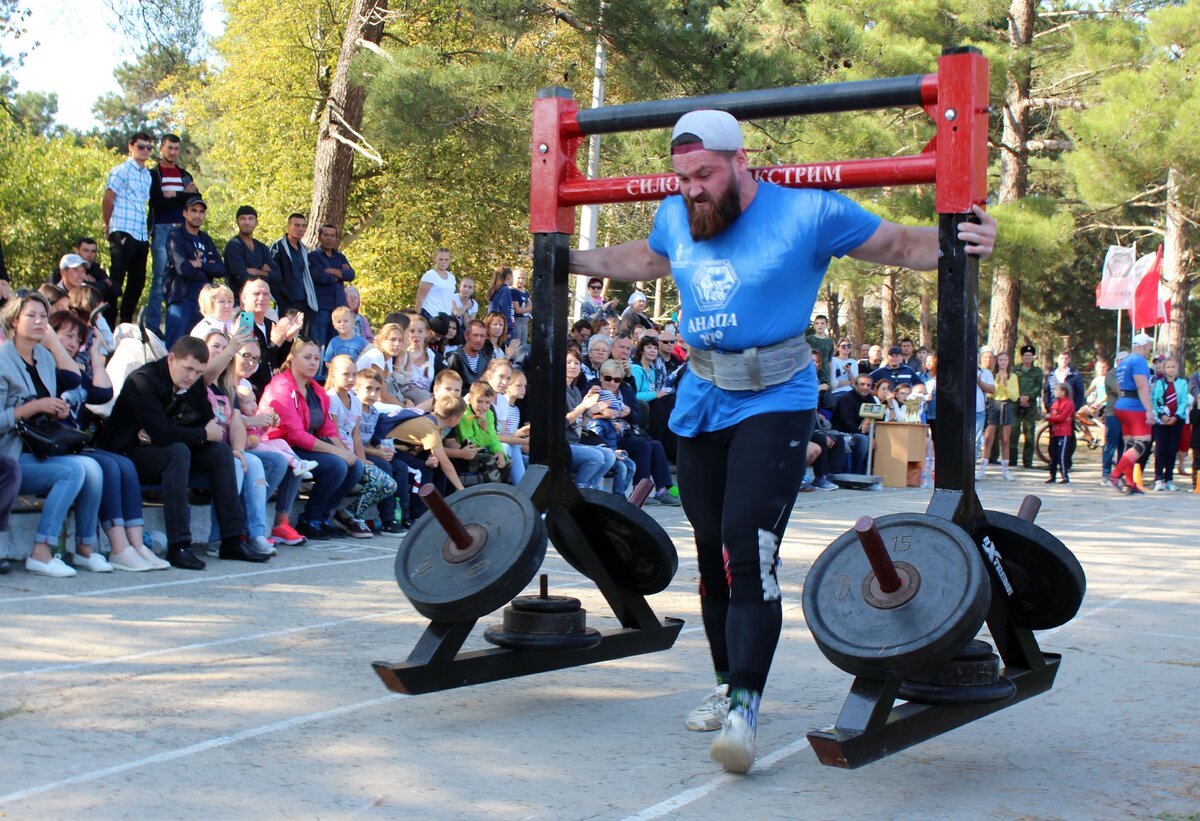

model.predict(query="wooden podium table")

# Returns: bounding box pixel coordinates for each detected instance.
[873,422,929,488]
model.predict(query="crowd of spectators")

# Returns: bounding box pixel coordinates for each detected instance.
[0,132,1195,578]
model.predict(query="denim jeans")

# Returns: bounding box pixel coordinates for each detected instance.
[610,451,634,496]
[0,454,20,533]
[164,299,201,350]
[1102,414,1124,477]
[506,444,527,485]
[210,451,273,541]
[569,443,615,489]
[292,449,364,521]
[255,449,295,522]
[146,223,175,332]
[846,432,870,473]
[17,452,102,550]
[88,449,144,530]
[975,411,986,459]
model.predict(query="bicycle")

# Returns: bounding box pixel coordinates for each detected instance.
[1036,411,1104,464]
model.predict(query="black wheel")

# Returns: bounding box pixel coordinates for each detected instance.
[1035,422,1051,464]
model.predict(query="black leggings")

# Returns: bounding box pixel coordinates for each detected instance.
[676,409,815,694]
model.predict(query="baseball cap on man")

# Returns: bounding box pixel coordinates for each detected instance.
[1132,332,1154,347]
[887,346,902,355]
[184,194,207,209]
[671,110,743,154]
[58,253,87,270]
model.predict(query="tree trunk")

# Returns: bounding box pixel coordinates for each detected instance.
[304,0,388,247]
[1162,167,1190,362]
[842,281,865,349]
[881,268,897,348]
[919,279,933,349]
[825,281,841,339]
[987,0,1035,355]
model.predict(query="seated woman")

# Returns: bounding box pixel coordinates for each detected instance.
[564,348,616,490]
[190,282,237,340]
[482,310,522,361]
[262,339,365,541]
[630,335,677,462]
[0,292,105,578]
[588,359,680,505]
[53,310,168,570]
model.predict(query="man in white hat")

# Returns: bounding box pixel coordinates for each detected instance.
[1109,332,1157,494]
[569,109,996,774]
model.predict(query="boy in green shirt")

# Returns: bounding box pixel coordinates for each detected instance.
[453,381,509,481]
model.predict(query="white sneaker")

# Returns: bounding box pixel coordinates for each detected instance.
[976,465,987,481]
[251,536,278,556]
[1154,480,1166,492]
[293,459,320,477]
[710,710,756,774]
[25,556,77,578]
[685,684,730,732]
[74,552,114,572]
[110,549,154,572]
[134,545,171,570]
[1166,480,1179,492]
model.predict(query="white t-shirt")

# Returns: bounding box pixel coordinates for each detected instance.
[976,368,995,414]
[451,294,478,319]
[420,269,457,317]
[357,346,391,375]
[327,392,362,451]
[830,356,859,394]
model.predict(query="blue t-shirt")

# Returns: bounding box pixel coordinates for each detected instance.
[1114,353,1151,411]
[647,183,880,437]
[324,334,368,363]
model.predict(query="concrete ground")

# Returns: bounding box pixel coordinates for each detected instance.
[1,457,1197,820]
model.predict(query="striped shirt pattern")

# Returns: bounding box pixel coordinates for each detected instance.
[106,159,152,241]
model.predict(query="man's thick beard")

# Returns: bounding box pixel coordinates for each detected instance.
[685,179,742,241]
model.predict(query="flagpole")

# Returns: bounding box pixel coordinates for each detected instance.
[1130,241,1137,348]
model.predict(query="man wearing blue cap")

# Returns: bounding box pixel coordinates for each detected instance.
[569,109,996,774]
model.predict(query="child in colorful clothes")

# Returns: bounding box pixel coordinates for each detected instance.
[357,368,417,532]
[323,306,368,364]
[234,343,319,479]
[499,369,531,482]
[453,381,509,482]
[1045,383,1075,484]
[582,383,636,497]
[322,355,396,537]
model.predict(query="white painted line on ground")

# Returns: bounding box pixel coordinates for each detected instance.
[0,553,395,606]
[1073,623,1200,642]
[1041,561,1200,640]
[622,737,812,821]
[0,608,411,681]
[0,692,407,807]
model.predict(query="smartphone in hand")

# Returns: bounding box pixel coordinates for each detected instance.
[238,311,254,334]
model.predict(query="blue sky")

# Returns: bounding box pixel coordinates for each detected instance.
[8,0,224,131]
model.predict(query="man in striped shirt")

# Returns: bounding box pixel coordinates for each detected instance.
[102,132,153,325]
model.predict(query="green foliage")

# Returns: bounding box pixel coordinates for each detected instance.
[0,112,116,287]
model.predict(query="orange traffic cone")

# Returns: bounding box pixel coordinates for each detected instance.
[1132,463,1144,491]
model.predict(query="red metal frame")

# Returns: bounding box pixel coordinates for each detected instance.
[529,51,988,234]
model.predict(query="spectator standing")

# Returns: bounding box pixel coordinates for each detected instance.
[307,224,355,347]
[1045,383,1075,483]
[858,343,883,377]
[869,346,919,387]
[1010,344,1043,469]
[146,134,199,333]
[511,267,531,344]
[579,276,619,322]
[269,213,318,327]
[223,206,278,300]
[102,132,154,324]
[1151,357,1189,491]
[163,196,225,348]
[450,276,479,325]
[974,348,996,459]
[1043,349,1085,474]
[978,350,1018,481]
[806,315,835,388]
[923,354,938,441]
[1101,353,1125,482]
[899,337,921,371]
[97,336,255,570]
[486,266,516,339]
[415,248,456,319]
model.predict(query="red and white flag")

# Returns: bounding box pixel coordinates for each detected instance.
[1128,246,1168,330]
[1095,245,1139,309]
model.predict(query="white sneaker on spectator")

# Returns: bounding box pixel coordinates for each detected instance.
[251,536,278,556]
[710,710,756,774]
[685,684,730,732]
[74,552,114,572]
[26,556,77,578]
[133,544,171,570]
[294,459,320,477]
[204,542,221,557]
[110,549,154,572]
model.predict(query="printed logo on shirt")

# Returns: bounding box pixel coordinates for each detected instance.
[690,259,740,311]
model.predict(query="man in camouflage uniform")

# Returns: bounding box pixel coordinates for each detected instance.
[1010,343,1044,468]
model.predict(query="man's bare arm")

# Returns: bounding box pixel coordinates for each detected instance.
[569,240,671,282]
[848,204,996,271]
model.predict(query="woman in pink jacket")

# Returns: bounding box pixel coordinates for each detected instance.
[261,338,365,541]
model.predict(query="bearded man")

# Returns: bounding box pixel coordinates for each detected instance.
[568,110,996,774]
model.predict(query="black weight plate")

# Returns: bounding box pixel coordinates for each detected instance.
[483,625,603,651]
[802,513,991,681]
[898,676,1017,706]
[908,652,1001,686]
[979,510,1085,630]
[395,484,546,623]
[557,489,679,595]
[952,639,994,661]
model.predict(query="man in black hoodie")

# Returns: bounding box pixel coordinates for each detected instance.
[831,374,876,473]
